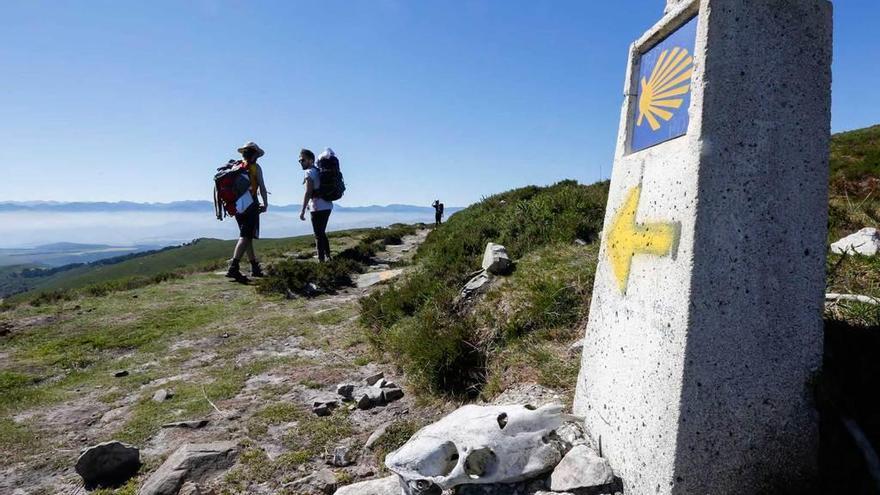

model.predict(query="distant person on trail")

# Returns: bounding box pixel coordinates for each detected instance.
[432,199,444,227]
[226,141,268,279]
[299,148,334,262]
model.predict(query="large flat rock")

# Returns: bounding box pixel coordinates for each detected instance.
[138,441,238,495]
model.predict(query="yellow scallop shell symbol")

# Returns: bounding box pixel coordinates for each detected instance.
[637,47,694,131]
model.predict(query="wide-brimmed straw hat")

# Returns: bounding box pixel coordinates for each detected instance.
[237,141,265,158]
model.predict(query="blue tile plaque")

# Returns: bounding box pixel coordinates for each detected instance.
[630,16,698,153]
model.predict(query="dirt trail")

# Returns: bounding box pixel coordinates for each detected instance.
[1,229,452,495]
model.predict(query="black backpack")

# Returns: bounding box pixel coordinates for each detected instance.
[316,154,346,201]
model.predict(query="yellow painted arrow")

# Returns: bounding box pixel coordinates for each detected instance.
[606,185,680,293]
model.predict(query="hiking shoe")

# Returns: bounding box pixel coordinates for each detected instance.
[225,259,242,278]
[250,262,265,278]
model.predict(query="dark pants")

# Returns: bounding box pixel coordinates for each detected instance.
[310,209,332,261]
[235,203,260,239]
[435,212,442,226]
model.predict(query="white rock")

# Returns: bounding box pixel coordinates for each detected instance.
[481,242,512,274]
[460,271,492,298]
[549,445,614,491]
[555,421,591,449]
[152,388,173,402]
[386,404,567,490]
[831,228,880,256]
[334,475,403,495]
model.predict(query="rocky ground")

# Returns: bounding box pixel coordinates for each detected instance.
[0,230,468,495]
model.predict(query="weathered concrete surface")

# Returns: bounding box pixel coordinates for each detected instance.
[665,0,688,13]
[573,1,832,494]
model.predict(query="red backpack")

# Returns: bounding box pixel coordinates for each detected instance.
[213,160,253,219]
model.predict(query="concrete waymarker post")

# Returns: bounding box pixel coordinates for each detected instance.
[573,0,832,493]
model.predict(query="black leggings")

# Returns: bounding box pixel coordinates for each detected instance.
[310,210,332,261]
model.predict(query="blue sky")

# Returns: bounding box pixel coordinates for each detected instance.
[3,0,878,207]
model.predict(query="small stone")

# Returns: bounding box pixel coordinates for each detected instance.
[555,421,590,449]
[334,475,402,495]
[549,445,614,491]
[366,387,384,404]
[481,242,512,275]
[327,445,356,467]
[303,283,321,297]
[460,271,492,298]
[313,404,331,417]
[574,238,588,246]
[568,339,584,355]
[114,370,129,378]
[354,465,376,478]
[314,399,339,410]
[336,383,355,399]
[161,420,208,429]
[356,394,373,410]
[364,372,385,386]
[364,423,390,451]
[293,468,336,494]
[152,389,173,402]
[74,440,140,489]
[382,387,404,403]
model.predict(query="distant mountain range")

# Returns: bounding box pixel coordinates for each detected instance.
[0,201,459,214]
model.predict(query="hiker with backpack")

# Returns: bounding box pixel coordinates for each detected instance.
[299,147,344,262]
[216,141,268,279]
[432,199,445,226]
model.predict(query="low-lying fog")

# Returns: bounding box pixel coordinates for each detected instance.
[1,210,438,248]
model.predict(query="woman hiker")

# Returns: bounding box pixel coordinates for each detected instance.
[226,141,268,279]
[299,148,334,262]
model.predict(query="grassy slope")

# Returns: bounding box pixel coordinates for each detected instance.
[0,227,424,494]
[361,180,608,398]
[0,265,40,298]
[830,124,880,188]
[826,125,880,327]
[2,230,369,303]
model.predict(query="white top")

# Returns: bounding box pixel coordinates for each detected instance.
[305,167,333,212]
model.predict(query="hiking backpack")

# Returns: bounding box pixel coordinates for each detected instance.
[315,150,346,202]
[213,160,254,219]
